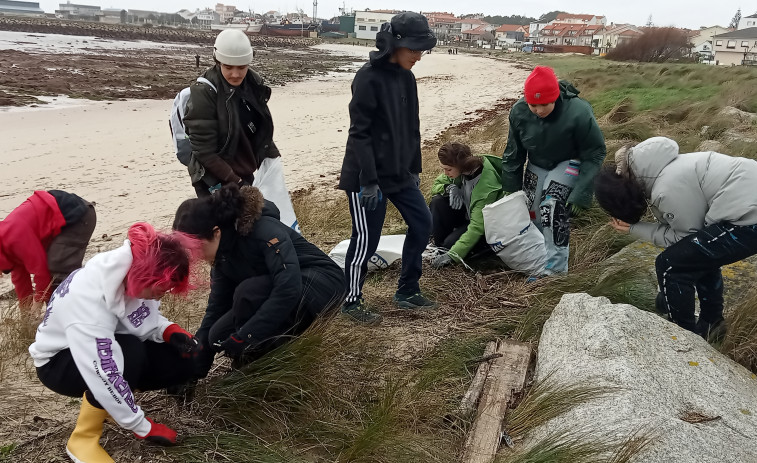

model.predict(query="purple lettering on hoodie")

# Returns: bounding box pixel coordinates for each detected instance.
[95,337,138,413]
[127,303,151,328]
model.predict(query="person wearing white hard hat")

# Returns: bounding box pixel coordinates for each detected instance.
[183,29,281,197]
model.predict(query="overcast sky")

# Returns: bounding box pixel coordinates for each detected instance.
[38,0,751,29]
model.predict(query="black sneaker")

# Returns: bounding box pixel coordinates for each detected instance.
[341,299,382,325]
[695,317,727,344]
[393,291,439,310]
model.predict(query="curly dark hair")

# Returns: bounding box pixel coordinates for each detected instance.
[172,184,245,239]
[594,164,648,224]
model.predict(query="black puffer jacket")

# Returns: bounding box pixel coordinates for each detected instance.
[195,187,341,347]
[183,66,281,187]
[338,60,422,194]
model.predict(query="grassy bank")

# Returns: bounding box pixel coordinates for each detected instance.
[3,55,757,462]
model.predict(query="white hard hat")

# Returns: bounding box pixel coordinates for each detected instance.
[213,29,253,66]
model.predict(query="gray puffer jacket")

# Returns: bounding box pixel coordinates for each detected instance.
[628,137,757,247]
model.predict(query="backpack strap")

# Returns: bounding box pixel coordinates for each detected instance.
[196,76,217,93]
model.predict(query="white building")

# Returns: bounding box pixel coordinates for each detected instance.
[713,27,757,65]
[0,0,45,16]
[738,14,757,30]
[56,2,102,20]
[195,8,220,29]
[529,22,548,43]
[215,3,236,23]
[353,9,396,40]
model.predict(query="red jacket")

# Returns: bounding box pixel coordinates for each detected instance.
[0,191,66,302]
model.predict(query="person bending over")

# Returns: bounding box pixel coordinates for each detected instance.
[595,136,757,341]
[501,66,606,275]
[1,190,96,314]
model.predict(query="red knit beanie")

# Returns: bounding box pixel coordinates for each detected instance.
[524,66,559,105]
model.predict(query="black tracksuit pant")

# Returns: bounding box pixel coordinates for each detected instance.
[343,185,432,303]
[656,222,757,332]
[36,335,195,409]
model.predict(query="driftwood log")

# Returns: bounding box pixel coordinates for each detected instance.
[461,339,530,463]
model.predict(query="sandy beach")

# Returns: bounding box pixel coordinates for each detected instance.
[1,43,527,243]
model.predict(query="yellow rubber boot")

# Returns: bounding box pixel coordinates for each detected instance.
[65,393,115,463]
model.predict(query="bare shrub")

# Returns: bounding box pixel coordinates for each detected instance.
[607,28,692,62]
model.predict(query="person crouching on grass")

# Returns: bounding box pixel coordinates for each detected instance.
[338,12,438,325]
[501,66,606,276]
[595,137,757,342]
[28,223,203,463]
[429,142,504,268]
[172,185,345,374]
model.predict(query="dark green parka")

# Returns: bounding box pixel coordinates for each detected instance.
[501,81,606,208]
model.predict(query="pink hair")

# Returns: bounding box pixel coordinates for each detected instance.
[125,222,202,298]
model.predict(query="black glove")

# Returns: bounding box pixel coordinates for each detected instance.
[163,324,203,358]
[192,333,215,379]
[213,333,247,359]
[358,184,383,211]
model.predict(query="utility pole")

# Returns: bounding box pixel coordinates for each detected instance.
[313,0,317,23]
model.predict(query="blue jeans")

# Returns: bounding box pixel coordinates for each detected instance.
[344,186,432,303]
[656,222,757,331]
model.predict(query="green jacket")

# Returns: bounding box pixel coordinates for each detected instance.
[431,155,504,261]
[501,80,606,208]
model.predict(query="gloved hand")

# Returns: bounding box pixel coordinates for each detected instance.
[567,203,584,217]
[213,333,247,359]
[358,184,383,211]
[192,333,215,379]
[446,184,464,210]
[163,324,203,357]
[431,252,454,269]
[135,417,177,446]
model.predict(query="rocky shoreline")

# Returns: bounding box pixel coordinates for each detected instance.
[0,15,318,47]
[0,19,356,106]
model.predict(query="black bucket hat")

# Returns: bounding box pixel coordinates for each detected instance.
[391,12,437,51]
[370,12,436,63]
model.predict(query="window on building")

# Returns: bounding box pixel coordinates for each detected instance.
[370,26,378,31]
[742,41,750,48]
[358,25,366,30]
[715,40,723,46]
[356,17,364,22]
[727,40,736,49]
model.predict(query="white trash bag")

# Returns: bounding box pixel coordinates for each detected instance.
[253,157,300,233]
[482,191,547,275]
[329,235,406,271]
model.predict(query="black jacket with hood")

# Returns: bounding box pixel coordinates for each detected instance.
[195,187,341,348]
[183,66,281,188]
[338,55,423,194]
